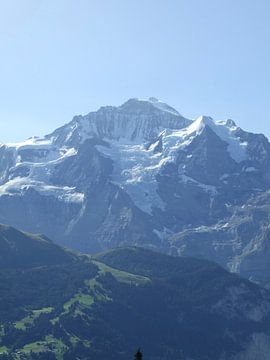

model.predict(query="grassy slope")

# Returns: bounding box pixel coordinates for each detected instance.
[0,232,269,360]
[0,259,150,359]
[0,224,76,269]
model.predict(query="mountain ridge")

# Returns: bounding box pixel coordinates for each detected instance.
[0,228,270,359]
[0,98,270,285]
[0,224,76,269]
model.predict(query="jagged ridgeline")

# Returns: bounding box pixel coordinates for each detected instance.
[0,226,270,359]
[1,98,270,286]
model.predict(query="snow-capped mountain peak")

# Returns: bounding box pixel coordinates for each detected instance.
[48,98,191,146]
[119,97,181,116]
[0,101,251,215]
[2,98,270,288]
[185,115,214,135]
[182,115,247,162]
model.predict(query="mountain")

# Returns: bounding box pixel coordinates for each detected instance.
[0,224,76,269]
[1,97,270,285]
[0,227,270,359]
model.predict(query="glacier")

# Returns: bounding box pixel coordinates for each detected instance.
[0,97,270,287]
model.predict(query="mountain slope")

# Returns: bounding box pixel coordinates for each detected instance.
[1,98,270,284]
[0,230,270,359]
[0,224,75,269]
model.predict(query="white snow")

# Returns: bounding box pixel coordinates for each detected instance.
[244,167,257,172]
[147,97,180,116]
[53,97,190,145]
[187,116,248,162]
[6,137,53,150]
[0,137,81,203]
[97,141,166,214]
[95,113,250,213]
[0,101,253,213]
[96,121,221,214]
[0,177,84,203]
[153,227,172,240]
[220,173,229,180]
[178,174,217,195]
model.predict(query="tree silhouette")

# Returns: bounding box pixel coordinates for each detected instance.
[135,348,143,360]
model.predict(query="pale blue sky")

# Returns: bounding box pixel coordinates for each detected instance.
[1,0,270,142]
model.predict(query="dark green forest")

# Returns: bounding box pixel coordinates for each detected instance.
[0,226,269,359]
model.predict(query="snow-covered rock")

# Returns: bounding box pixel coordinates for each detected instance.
[1,98,270,286]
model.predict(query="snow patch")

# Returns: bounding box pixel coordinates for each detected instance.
[96,122,222,214]
[6,137,53,150]
[188,116,248,162]
[178,174,217,195]
[244,167,257,172]
[0,177,84,203]
[153,227,173,240]
[97,142,166,214]
[147,97,180,116]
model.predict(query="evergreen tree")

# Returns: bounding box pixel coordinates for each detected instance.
[135,348,143,360]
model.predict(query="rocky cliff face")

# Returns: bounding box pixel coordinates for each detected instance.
[1,98,270,285]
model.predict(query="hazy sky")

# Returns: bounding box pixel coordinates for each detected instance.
[1,0,270,142]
